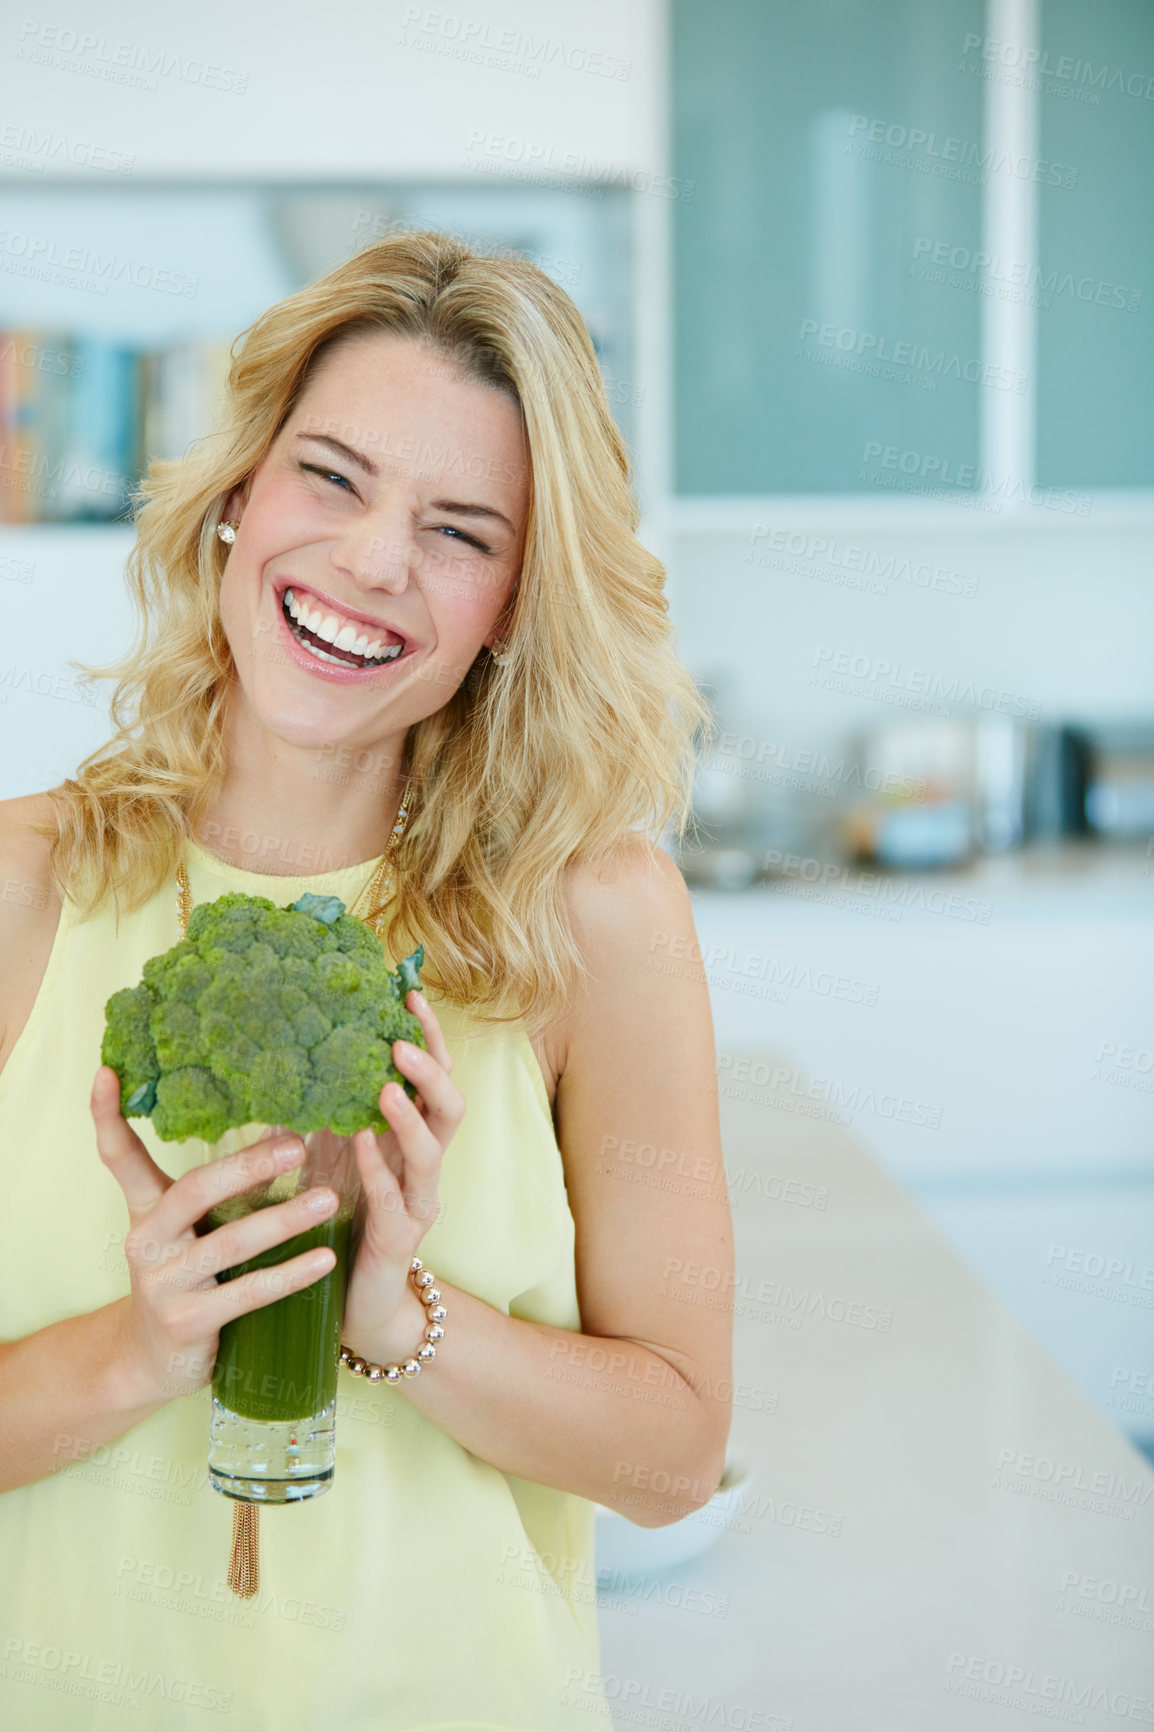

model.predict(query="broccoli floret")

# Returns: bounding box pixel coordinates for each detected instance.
[101,890,428,1142]
[153,1067,233,1143]
[102,984,159,1110]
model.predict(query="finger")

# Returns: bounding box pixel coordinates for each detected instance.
[91,1066,173,1223]
[178,1186,341,1284]
[354,1127,403,1217]
[377,1087,444,1224]
[388,1038,465,1139]
[403,990,452,1075]
[144,1131,308,1248]
[353,1128,429,1245]
[202,1244,338,1336]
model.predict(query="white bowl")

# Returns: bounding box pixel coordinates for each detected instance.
[594,1455,755,1581]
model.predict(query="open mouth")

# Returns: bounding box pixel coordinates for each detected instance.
[279,586,406,671]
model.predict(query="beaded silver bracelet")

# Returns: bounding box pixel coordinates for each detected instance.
[340,1258,446,1384]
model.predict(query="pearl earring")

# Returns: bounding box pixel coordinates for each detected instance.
[216,520,239,545]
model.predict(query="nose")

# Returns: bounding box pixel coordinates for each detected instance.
[328,503,416,595]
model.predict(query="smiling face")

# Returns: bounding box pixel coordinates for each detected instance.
[217,330,529,763]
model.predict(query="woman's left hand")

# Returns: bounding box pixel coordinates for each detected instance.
[341,991,465,1363]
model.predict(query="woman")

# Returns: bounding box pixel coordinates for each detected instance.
[0,230,733,1730]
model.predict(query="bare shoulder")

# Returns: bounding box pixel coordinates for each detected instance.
[0,792,64,1076]
[550,839,707,1072]
[0,792,60,907]
[549,839,731,1419]
[530,842,697,1110]
[560,838,691,952]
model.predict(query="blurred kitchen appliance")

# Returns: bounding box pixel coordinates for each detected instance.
[678,667,822,888]
[1081,723,1154,838]
[1022,725,1092,840]
[842,715,1027,867]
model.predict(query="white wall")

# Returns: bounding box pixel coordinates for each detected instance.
[668,516,1154,754]
[0,530,136,799]
[0,0,667,802]
[0,0,661,181]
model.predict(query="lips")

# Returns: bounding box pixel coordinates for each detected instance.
[275,580,409,650]
[271,583,418,684]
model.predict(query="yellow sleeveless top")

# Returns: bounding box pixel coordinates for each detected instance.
[0,839,608,1731]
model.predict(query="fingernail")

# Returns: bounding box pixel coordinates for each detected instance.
[305,1188,338,1214]
[276,1139,305,1162]
[395,1041,416,1059]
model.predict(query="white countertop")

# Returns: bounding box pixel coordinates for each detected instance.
[677,843,1154,1190]
[685,839,1154,917]
[593,1064,1154,1731]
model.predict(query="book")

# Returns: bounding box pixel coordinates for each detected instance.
[0,330,231,523]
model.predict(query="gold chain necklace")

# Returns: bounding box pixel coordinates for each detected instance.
[170,770,415,1597]
[175,773,416,941]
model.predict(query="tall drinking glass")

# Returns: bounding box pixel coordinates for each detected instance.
[205,1125,359,1504]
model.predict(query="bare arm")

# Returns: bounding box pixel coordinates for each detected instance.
[0,1093,350,1497]
[0,798,154,1490]
[0,794,348,1494]
[0,1302,173,1493]
[345,843,735,1525]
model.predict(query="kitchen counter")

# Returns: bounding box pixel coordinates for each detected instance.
[592,1060,1154,1731]
[675,843,1154,1449]
[679,844,1154,1189]
[683,838,1154,914]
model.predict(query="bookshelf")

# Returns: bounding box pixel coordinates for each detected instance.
[0,179,638,526]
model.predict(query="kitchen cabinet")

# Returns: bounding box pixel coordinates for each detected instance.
[672,0,985,495]
[672,0,1154,497]
[1037,0,1154,487]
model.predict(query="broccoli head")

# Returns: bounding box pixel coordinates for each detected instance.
[102,890,428,1142]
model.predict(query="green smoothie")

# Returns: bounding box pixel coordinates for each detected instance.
[211,1209,355,1424]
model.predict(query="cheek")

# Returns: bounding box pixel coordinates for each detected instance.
[217,560,263,655]
[217,568,240,636]
[423,552,515,623]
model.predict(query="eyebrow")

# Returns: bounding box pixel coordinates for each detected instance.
[297,431,379,476]
[426,497,517,536]
[295,432,517,536]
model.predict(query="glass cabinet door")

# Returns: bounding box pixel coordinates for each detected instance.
[1036,0,1154,488]
[673,0,986,495]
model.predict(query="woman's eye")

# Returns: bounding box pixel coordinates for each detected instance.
[299,462,355,494]
[433,525,492,555]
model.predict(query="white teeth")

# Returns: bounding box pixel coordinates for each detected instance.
[280,587,405,670]
[301,638,360,666]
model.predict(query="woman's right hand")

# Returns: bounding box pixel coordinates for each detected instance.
[90,1065,340,1406]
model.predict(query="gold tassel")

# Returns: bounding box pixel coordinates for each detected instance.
[226,1502,260,1599]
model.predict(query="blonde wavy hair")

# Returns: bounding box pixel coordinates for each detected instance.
[38,229,712,1035]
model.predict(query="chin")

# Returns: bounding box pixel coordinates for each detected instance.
[233,641,356,742]
[254,681,360,744]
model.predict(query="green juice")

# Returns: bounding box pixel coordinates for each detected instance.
[211,1211,355,1424]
